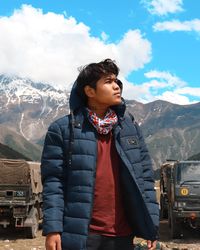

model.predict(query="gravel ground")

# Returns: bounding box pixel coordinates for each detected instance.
[0,228,45,250]
[0,221,200,250]
[157,220,200,250]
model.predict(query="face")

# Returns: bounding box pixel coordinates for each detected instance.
[85,74,122,109]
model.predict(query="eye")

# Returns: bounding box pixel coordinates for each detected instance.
[105,79,112,84]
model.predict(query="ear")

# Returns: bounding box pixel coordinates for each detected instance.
[84,85,96,98]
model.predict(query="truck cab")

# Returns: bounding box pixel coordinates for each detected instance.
[160,160,200,238]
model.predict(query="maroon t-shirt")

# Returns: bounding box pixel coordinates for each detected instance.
[89,133,132,236]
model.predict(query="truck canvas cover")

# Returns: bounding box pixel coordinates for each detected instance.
[0,158,42,194]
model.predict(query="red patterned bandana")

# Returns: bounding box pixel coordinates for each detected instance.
[87,108,118,134]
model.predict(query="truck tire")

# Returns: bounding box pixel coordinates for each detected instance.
[26,208,39,239]
[160,194,168,219]
[170,216,181,239]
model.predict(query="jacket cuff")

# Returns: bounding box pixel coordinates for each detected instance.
[42,220,63,236]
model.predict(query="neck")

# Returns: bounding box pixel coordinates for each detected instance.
[87,103,109,119]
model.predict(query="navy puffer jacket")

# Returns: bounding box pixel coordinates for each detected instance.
[41,82,159,250]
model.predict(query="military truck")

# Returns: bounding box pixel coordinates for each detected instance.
[160,160,200,238]
[0,158,42,238]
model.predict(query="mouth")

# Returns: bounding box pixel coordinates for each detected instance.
[114,92,121,96]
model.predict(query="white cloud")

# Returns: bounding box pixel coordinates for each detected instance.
[156,91,192,104]
[142,0,183,16]
[153,19,200,33]
[117,30,152,76]
[144,70,187,87]
[123,70,199,105]
[119,77,153,102]
[175,87,200,97]
[0,4,151,89]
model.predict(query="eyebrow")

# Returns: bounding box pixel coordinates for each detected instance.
[105,76,117,81]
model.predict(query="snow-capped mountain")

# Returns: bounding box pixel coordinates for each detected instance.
[0,74,70,143]
[1,74,200,167]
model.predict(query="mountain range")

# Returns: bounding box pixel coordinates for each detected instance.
[0,74,200,167]
[126,100,200,167]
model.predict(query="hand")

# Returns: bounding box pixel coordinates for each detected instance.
[45,233,62,250]
[147,240,157,250]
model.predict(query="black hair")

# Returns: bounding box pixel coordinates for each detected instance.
[76,58,121,101]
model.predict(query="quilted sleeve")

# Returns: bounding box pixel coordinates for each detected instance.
[135,122,160,230]
[40,121,65,235]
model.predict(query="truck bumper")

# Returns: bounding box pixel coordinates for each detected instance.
[0,200,27,205]
[173,210,200,219]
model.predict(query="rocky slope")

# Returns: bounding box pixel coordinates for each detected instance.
[0,142,30,160]
[0,124,42,161]
[127,100,200,167]
[188,152,200,160]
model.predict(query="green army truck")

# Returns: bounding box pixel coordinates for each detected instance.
[160,160,200,238]
[0,159,42,238]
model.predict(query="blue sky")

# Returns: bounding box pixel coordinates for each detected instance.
[0,0,200,104]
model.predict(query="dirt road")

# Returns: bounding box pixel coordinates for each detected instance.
[0,228,45,250]
[1,221,200,250]
[158,220,200,250]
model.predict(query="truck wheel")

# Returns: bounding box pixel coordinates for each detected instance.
[170,218,181,239]
[26,208,39,239]
[160,194,168,219]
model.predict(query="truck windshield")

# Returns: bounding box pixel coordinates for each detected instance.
[177,162,200,184]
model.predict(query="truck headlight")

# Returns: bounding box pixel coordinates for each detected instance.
[177,202,186,207]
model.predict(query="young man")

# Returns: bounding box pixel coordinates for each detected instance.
[41,59,159,250]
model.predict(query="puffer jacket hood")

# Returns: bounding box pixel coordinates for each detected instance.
[69,80,126,117]
[69,81,84,112]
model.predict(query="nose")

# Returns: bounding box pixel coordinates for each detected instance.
[113,81,120,90]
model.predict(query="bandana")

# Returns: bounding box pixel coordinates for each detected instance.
[87,108,118,134]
